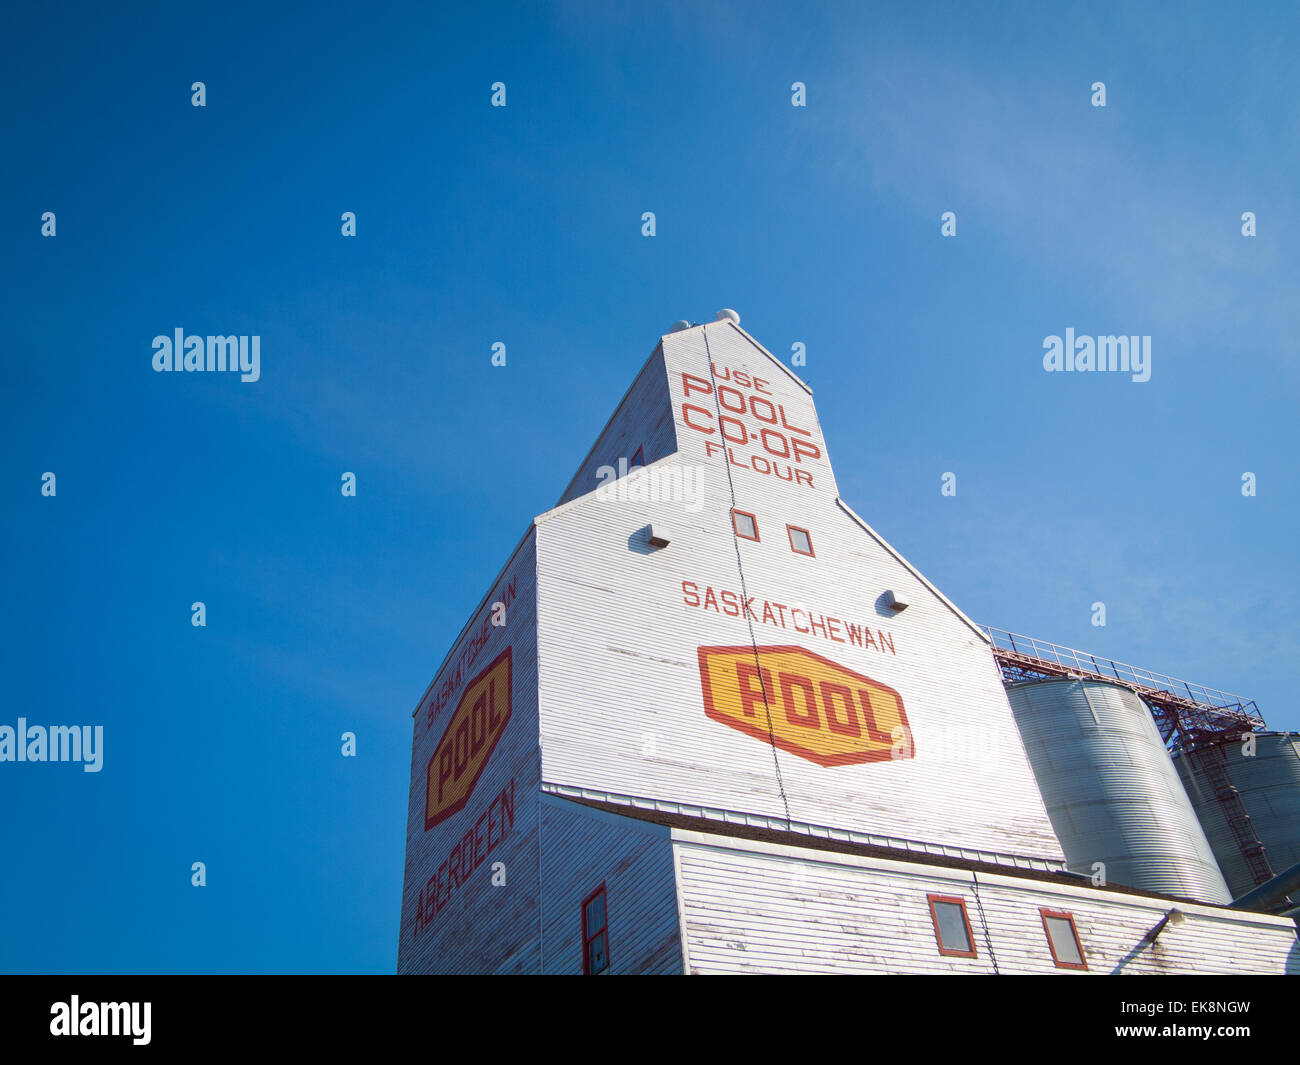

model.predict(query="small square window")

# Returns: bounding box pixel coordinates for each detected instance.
[927,894,977,958]
[582,885,609,974]
[1040,909,1087,970]
[787,525,814,556]
[732,509,759,541]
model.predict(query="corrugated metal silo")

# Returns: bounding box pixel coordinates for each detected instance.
[1173,732,1300,899]
[1005,678,1231,904]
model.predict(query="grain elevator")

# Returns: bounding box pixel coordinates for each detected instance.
[397,314,1300,974]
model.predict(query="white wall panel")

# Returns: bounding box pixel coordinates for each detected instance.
[556,344,677,507]
[535,321,1064,863]
[538,796,682,974]
[397,533,541,974]
[674,832,1300,975]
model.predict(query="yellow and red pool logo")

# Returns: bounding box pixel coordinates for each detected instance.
[698,645,913,767]
[425,648,512,830]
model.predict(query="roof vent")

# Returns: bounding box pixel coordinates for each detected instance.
[668,320,691,333]
[884,590,909,613]
[715,308,740,325]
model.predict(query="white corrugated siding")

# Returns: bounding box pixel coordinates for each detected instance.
[397,532,542,975]
[538,796,682,974]
[535,320,1064,862]
[556,344,678,507]
[673,831,1300,974]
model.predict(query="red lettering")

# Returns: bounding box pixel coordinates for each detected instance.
[718,384,747,413]
[473,814,487,870]
[437,746,454,802]
[682,372,713,398]
[780,672,819,728]
[681,580,700,607]
[453,718,470,778]
[735,661,770,718]
[754,377,771,394]
[720,590,740,617]
[750,396,778,424]
[719,415,748,445]
[791,438,821,463]
[857,688,897,744]
[791,608,809,633]
[682,403,714,434]
[794,470,814,488]
[779,404,813,437]
[470,692,487,755]
[487,676,501,730]
[819,682,861,737]
[460,830,474,881]
[760,428,789,457]
[501,781,515,834]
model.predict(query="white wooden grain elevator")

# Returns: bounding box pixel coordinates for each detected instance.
[397,315,1300,974]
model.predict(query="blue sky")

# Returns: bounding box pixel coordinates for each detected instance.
[1,1,1296,973]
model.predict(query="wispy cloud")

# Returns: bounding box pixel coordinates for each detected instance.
[818,43,1297,356]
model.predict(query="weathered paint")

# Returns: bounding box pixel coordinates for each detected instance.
[398,319,1296,974]
[538,795,682,974]
[397,533,541,974]
[534,320,1064,862]
[672,830,1299,975]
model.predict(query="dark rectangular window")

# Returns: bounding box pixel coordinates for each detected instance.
[1040,909,1087,970]
[582,884,609,974]
[927,894,977,958]
[732,509,759,541]
[787,525,814,556]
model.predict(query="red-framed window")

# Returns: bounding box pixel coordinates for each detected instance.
[732,509,759,542]
[582,884,609,974]
[787,524,814,556]
[927,894,977,958]
[629,445,646,469]
[1040,908,1088,970]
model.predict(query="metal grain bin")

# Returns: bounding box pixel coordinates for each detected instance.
[1173,732,1300,900]
[1005,678,1231,904]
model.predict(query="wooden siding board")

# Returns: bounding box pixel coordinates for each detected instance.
[535,321,1064,862]
[538,796,682,974]
[396,534,542,974]
[557,344,677,507]
[673,834,1299,975]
